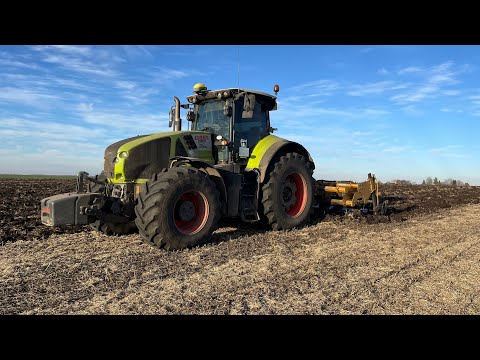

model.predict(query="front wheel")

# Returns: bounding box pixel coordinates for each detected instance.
[135,167,221,250]
[260,152,314,231]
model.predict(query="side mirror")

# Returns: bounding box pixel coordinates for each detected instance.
[186,110,195,121]
[242,94,255,119]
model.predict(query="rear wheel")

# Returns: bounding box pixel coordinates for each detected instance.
[86,171,137,236]
[261,152,314,230]
[135,167,221,250]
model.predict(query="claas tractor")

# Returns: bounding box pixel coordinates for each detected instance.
[41,83,383,250]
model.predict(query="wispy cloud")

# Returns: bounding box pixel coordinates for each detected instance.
[289,80,339,96]
[468,94,480,106]
[397,66,422,75]
[400,105,424,116]
[115,80,137,90]
[149,66,202,83]
[440,107,463,113]
[159,46,212,58]
[31,45,119,77]
[0,58,38,70]
[43,139,104,153]
[429,145,466,158]
[121,89,159,104]
[76,106,169,134]
[0,147,103,175]
[49,45,93,56]
[273,102,389,128]
[32,45,93,56]
[360,47,374,54]
[362,109,390,116]
[113,80,159,104]
[0,72,98,94]
[352,131,374,137]
[468,94,480,116]
[442,89,461,96]
[377,67,389,75]
[122,45,153,59]
[76,103,94,112]
[347,81,408,96]
[390,85,438,103]
[0,117,106,143]
[42,54,117,77]
[390,61,464,104]
[382,146,409,153]
[0,87,59,107]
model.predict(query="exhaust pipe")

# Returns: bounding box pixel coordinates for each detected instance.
[173,96,181,131]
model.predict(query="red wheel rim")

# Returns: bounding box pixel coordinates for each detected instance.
[285,173,308,218]
[174,191,209,235]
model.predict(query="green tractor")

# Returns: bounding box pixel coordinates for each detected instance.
[41,83,318,250]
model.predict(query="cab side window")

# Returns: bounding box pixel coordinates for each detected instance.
[234,95,269,153]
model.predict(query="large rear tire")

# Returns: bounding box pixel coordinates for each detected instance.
[86,171,137,236]
[260,152,314,231]
[135,167,221,250]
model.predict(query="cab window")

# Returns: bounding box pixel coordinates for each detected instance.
[233,95,269,152]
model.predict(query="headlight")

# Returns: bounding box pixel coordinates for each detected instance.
[119,151,128,159]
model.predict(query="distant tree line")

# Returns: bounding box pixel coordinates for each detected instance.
[383,178,471,186]
[421,177,470,186]
[388,179,414,185]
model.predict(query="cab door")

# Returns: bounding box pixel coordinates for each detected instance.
[233,94,270,164]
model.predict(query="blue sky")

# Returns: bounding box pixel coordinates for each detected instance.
[0,45,479,184]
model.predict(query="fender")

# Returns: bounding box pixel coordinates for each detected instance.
[170,156,228,215]
[246,135,315,183]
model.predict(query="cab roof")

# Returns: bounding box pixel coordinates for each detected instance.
[186,88,277,110]
[212,88,277,100]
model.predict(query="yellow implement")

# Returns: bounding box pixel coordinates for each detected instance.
[315,173,382,214]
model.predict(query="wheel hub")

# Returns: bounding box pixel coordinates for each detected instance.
[173,190,210,235]
[281,178,297,210]
[178,201,195,221]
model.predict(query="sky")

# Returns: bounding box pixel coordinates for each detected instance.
[0,45,479,184]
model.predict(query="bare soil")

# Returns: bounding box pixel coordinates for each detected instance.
[1,179,480,314]
[0,179,86,244]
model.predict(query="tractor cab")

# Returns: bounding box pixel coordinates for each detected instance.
[181,83,278,166]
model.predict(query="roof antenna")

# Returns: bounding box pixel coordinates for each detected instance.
[237,46,240,90]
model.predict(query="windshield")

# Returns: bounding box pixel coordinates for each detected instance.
[194,100,230,140]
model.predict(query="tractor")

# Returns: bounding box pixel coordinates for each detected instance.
[41,83,382,250]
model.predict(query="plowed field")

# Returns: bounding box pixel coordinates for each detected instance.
[1,179,480,314]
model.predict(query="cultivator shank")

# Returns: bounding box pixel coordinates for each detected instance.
[315,173,386,214]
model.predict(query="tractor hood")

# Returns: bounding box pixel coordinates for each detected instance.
[104,134,150,179]
[104,131,215,183]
